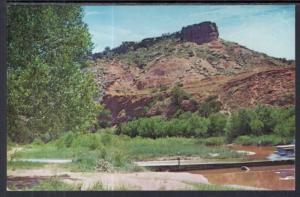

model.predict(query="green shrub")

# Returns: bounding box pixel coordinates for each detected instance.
[208,113,227,136]
[249,119,264,136]
[198,96,222,117]
[71,133,102,150]
[117,113,210,138]
[32,138,44,146]
[234,135,288,146]
[73,149,106,171]
[256,135,282,146]
[185,114,210,137]
[234,135,253,145]
[225,108,259,141]
[100,133,113,146]
[274,115,295,138]
[204,137,226,146]
[170,85,191,106]
[64,132,76,148]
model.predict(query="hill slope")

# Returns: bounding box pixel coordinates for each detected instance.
[89,21,295,123]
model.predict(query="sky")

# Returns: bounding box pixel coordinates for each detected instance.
[83,5,295,60]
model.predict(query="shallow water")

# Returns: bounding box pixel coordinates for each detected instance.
[227,145,275,160]
[14,158,72,164]
[189,164,295,190]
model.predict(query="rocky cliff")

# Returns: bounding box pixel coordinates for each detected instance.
[89,21,295,123]
[180,21,219,44]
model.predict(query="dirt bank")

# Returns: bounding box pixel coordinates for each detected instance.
[7,168,209,190]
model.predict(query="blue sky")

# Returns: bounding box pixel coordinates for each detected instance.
[83,5,295,59]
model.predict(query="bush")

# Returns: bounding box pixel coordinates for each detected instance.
[118,105,295,142]
[274,115,295,138]
[71,133,102,150]
[73,149,106,171]
[198,96,222,117]
[64,132,76,148]
[256,135,282,146]
[225,108,261,141]
[97,107,112,128]
[204,137,226,146]
[184,114,210,137]
[118,113,210,138]
[234,135,289,146]
[170,85,191,106]
[32,138,44,146]
[234,135,253,145]
[249,119,264,136]
[100,133,113,146]
[208,113,227,136]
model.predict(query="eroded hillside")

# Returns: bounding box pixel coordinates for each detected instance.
[89,21,295,123]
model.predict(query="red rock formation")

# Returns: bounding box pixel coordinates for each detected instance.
[180,21,219,45]
[180,100,198,112]
[220,67,295,108]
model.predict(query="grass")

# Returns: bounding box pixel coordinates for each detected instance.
[14,145,73,159]
[126,136,239,160]
[234,135,293,146]
[29,177,81,191]
[191,183,239,190]
[203,136,226,146]
[9,132,240,172]
[7,161,45,170]
[86,182,138,191]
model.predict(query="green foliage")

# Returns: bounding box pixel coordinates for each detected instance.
[249,119,264,136]
[7,161,45,170]
[170,85,191,106]
[11,132,240,172]
[225,108,260,141]
[274,115,295,138]
[118,104,295,142]
[118,113,210,138]
[191,183,238,190]
[7,5,98,143]
[97,106,112,128]
[234,135,291,146]
[233,135,253,145]
[184,114,210,137]
[208,113,227,136]
[198,96,222,117]
[224,105,295,142]
[204,137,226,146]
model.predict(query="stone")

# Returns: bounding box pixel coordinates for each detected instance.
[180,21,219,45]
[180,99,198,111]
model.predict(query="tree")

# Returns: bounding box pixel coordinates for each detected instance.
[208,113,227,136]
[198,96,222,117]
[170,85,191,106]
[249,119,264,136]
[274,115,295,138]
[225,109,256,141]
[7,5,98,143]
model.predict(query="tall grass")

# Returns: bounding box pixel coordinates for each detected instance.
[11,132,239,172]
[234,135,293,146]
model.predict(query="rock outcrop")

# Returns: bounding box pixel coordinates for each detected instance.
[180,21,219,45]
